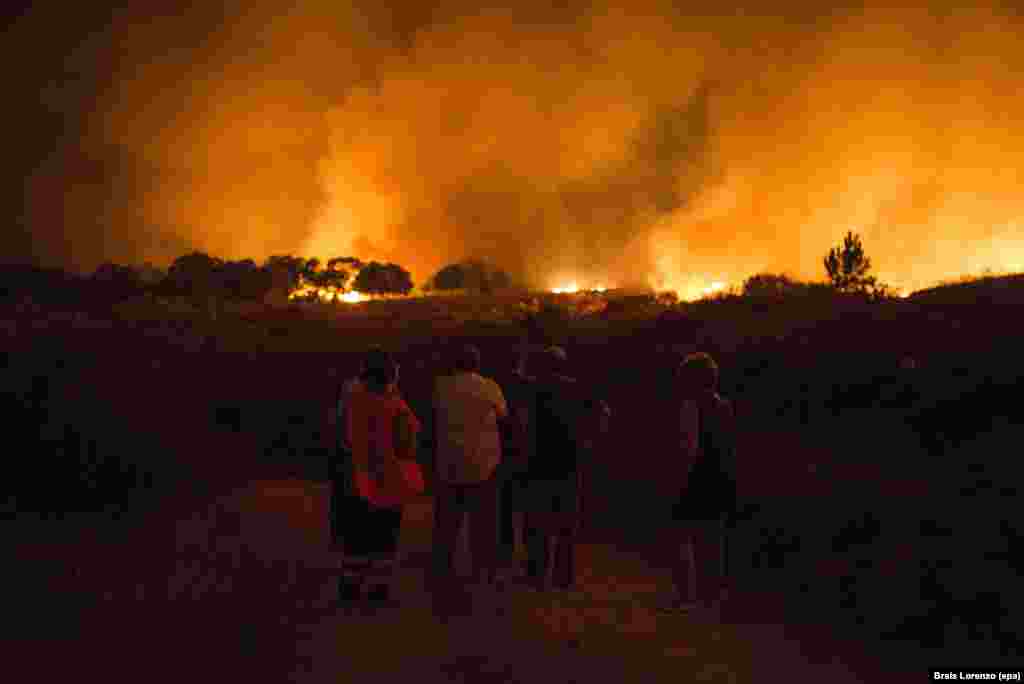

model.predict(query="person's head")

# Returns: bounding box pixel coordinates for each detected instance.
[453,344,481,374]
[680,351,719,395]
[361,347,399,393]
[533,345,568,379]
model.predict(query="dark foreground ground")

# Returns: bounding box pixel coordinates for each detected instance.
[4,281,1023,679]
[12,477,922,684]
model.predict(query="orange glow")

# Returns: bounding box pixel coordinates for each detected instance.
[550,282,612,294]
[654,273,733,302]
[63,4,1024,296]
[551,282,580,294]
[701,281,727,298]
[339,290,367,303]
[288,285,368,303]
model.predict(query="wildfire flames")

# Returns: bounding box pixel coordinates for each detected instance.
[701,281,727,298]
[340,290,367,303]
[289,285,368,303]
[550,276,729,301]
[292,269,917,304]
[27,3,1024,299]
[550,282,608,294]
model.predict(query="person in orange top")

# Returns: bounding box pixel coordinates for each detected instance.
[330,347,420,607]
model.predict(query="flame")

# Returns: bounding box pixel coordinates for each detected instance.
[551,281,580,294]
[656,277,732,302]
[701,281,727,297]
[288,284,368,303]
[340,290,367,303]
[550,281,610,294]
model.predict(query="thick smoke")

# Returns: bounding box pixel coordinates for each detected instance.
[16,2,1024,291]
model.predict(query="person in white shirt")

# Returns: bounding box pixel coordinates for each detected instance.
[431,344,508,594]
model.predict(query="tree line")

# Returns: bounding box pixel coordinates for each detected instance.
[80,231,885,302]
[83,252,524,302]
[87,253,413,301]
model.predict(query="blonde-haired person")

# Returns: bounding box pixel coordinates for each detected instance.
[663,351,738,613]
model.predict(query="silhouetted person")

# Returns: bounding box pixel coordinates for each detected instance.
[495,346,538,572]
[328,348,420,607]
[521,346,608,591]
[664,352,737,612]
[432,344,508,593]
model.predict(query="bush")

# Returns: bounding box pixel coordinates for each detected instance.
[352,261,414,295]
[428,260,512,294]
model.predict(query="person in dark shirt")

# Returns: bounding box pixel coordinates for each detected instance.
[664,351,737,613]
[520,346,609,590]
[495,347,537,572]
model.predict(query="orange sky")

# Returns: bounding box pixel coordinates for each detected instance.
[19,2,1024,293]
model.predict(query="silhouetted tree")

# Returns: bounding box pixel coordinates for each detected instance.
[327,256,364,272]
[305,265,349,296]
[166,252,225,297]
[264,255,308,295]
[824,232,877,293]
[745,272,790,296]
[742,274,840,300]
[303,258,321,280]
[429,260,511,293]
[433,263,468,291]
[219,259,272,300]
[353,261,414,295]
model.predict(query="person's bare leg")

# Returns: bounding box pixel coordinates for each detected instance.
[671,526,697,604]
[552,503,580,590]
[523,511,550,589]
[432,485,455,579]
[718,518,730,602]
[552,531,575,590]
[431,483,464,614]
[695,523,723,608]
[469,478,499,586]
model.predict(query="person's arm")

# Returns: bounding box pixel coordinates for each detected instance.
[432,381,445,481]
[577,396,608,456]
[332,378,357,442]
[327,380,355,481]
[393,407,420,462]
[490,380,509,420]
[593,398,611,443]
[719,398,738,481]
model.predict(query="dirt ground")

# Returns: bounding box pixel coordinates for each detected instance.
[10,477,928,684]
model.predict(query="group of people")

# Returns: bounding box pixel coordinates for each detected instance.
[327,342,737,615]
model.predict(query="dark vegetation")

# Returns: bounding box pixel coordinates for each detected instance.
[3,244,1023,662]
[427,259,513,294]
[823,230,883,294]
[352,261,415,295]
[83,251,417,306]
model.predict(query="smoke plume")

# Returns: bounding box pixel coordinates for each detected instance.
[14,2,1024,292]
